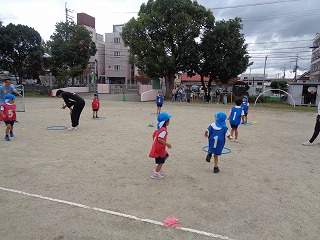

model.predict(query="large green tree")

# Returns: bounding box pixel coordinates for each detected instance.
[121,0,214,99]
[199,18,250,96]
[0,23,43,84]
[48,21,96,86]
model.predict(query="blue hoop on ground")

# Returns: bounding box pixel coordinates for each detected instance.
[202,146,231,155]
[240,122,252,126]
[91,117,106,120]
[46,126,67,130]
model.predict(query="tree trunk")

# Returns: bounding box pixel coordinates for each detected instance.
[165,74,175,100]
[207,78,212,103]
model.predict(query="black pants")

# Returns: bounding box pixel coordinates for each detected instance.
[71,102,85,127]
[309,115,320,143]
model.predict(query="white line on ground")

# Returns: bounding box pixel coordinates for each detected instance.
[0,186,233,240]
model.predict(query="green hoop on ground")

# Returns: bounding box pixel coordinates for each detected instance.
[91,117,106,120]
[46,126,67,130]
[202,146,231,155]
[254,89,295,107]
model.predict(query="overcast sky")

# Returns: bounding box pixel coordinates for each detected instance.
[0,0,318,79]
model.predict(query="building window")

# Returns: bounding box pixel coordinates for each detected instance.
[114,51,121,57]
[114,65,121,71]
[114,37,121,44]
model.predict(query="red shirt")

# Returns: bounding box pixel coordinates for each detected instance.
[149,127,168,158]
[92,99,100,110]
[0,103,17,121]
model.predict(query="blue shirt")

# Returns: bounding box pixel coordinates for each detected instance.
[229,106,243,126]
[0,84,16,104]
[156,95,163,105]
[207,123,229,155]
[242,101,249,113]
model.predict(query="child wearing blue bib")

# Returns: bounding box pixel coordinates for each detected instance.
[205,112,231,173]
[241,96,249,124]
[228,98,244,142]
[156,92,164,115]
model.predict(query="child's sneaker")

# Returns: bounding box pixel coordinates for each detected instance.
[234,139,238,142]
[10,132,14,137]
[213,166,220,173]
[151,171,164,179]
[302,141,313,146]
[206,153,212,162]
[5,136,10,141]
[159,169,165,176]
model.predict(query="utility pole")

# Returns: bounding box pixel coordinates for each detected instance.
[294,54,298,81]
[262,55,268,92]
[65,2,74,23]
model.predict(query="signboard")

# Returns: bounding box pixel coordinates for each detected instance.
[232,81,250,96]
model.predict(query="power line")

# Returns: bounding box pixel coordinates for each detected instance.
[210,0,301,10]
[246,39,312,44]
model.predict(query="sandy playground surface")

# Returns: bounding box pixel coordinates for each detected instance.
[0,94,319,240]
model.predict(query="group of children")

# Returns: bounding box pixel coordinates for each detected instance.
[149,96,250,178]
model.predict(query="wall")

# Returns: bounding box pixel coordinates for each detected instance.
[51,87,89,96]
[139,85,153,95]
[97,84,110,94]
[141,89,161,102]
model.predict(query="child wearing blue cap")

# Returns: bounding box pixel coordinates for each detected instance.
[205,112,231,173]
[156,92,164,115]
[241,96,249,124]
[0,94,17,141]
[228,99,244,142]
[149,112,172,179]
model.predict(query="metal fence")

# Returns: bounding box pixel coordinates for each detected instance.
[110,84,138,94]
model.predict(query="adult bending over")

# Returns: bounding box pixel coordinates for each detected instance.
[56,90,85,130]
[303,100,320,146]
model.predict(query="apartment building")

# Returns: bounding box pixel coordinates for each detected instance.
[77,13,105,82]
[310,33,320,82]
[104,25,133,84]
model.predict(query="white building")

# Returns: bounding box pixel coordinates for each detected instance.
[104,25,133,84]
[310,33,320,82]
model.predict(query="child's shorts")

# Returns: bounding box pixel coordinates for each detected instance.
[230,124,239,129]
[244,112,248,116]
[4,121,15,126]
[157,104,163,107]
[92,109,99,111]
[155,153,169,164]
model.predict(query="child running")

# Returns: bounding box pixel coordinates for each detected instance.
[92,93,100,118]
[0,94,17,141]
[149,112,172,179]
[205,112,231,173]
[241,95,249,124]
[228,98,244,142]
[156,92,164,115]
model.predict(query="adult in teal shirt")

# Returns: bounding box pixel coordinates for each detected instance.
[0,79,22,104]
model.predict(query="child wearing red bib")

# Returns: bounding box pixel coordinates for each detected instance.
[149,112,172,179]
[0,94,17,141]
[92,93,100,118]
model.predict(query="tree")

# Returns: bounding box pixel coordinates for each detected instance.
[0,23,43,84]
[121,0,214,99]
[48,21,96,87]
[270,80,288,90]
[199,18,250,99]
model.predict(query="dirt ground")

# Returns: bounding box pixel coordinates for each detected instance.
[0,94,319,240]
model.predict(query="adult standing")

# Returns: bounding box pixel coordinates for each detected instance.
[172,87,177,102]
[186,86,192,103]
[0,79,22,105]
[303,100,320,146]
[178,87,184,102]
[56,90,85,130]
